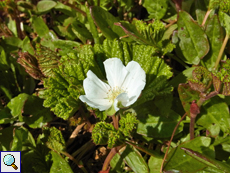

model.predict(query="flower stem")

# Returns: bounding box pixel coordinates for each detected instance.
[112,114,119,130]
[101,145,123,171]
[214,34,229,71]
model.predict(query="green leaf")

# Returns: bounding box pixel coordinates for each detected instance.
[37,0,57,13]
[202,15,224,70]
[7,93,29,117]
[90,6,126,40]
[96,40,173,106]
[136,100,183,138]
[7,93,53,127]
[22,144,52,173]
[122,145,149,173]
[54,2,76,17]
[164,136,215,172]
[177,11,210,65]
[31,16,50,39]
[148,155,163,173]
[219,11,230,35]
[196,97,230,136]
[50,151,73,173]
[110,153,125,173]
[195,0,209,25]
[11,126,36,151]
[183,147,230,172]
[143,0,168,19]
[22,95,53,128]
[0,107,14,124]
[0,126,15,151]
[43,127,66,153]
[71,18,93,44]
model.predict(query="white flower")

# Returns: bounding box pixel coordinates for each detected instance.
[79,58,146,115]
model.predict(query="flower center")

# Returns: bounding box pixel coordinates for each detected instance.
[107,86,126,102]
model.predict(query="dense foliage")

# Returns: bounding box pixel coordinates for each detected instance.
[0,0,230,172]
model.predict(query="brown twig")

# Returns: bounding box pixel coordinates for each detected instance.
[160,112,187,173]
[112,114,119,130]
[66,123,86,147]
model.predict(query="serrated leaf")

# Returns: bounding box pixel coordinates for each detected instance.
[164,137,214,172]
[143,0,168,19]
[43,127,66,153]
[177,11,210,65]
[50,151,73,173]
[95,40,173,107]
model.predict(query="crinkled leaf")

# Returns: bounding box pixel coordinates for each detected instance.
[43,127,66,153]
[143,0,168,19]
[177,11,210,65]
[95,40,173,107]
[196,97,230,136]
[43,45,101,119]
[50,151,73,173]
[164,137,214,172]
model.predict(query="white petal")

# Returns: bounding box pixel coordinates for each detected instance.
[83,70,111,99]
[104,58,128,88]
[121,61,146,106]
[79,95,112,111]
[115,92,129,107]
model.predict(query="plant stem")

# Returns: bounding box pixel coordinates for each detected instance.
[214,34,229,71]
[160,112,187,173]
[101,145,123,171]
[202,9,212,26]
[112,114,119,130]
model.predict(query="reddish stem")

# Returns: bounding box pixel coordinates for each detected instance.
[160,112,187,173]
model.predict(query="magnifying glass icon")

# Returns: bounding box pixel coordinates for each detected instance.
[3,154,18,170]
